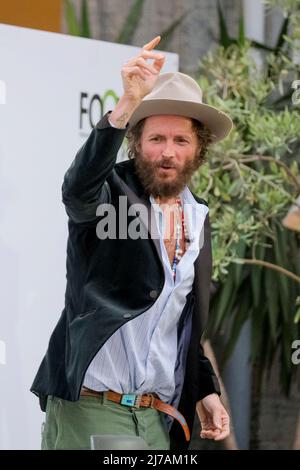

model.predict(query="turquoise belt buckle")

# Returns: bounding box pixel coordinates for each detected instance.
[121,394,136,407]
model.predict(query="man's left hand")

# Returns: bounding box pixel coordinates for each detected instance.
[196,393,230,441]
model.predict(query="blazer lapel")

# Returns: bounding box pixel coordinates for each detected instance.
[193,214,212,332]
[116,175,163,263]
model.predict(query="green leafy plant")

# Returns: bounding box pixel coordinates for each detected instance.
[217,0,300,107]
[192,1,300,398]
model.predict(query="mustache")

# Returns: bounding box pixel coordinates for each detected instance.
[134,152,197,199]
[155,159,178,169]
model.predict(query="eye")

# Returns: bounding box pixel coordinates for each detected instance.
[176,137,189,144]
[149,136,161,142]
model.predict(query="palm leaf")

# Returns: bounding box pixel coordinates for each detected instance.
[273,224,290,322]
[156,12,188,50]
[282,324,294,381]
[274,16,290,55]
[294,307,300,324]
[217,0,232,48]
[265,267,280,342]
[251,303,267,359]
[209,275,236,334]
[250,40,275,52]
[251,265,263,308]
[81,0,91,38]
[238,8,245,48]
[64,0,81,36]
[116,0,145,45]
[233,240,247,284]
[250,241,266,308]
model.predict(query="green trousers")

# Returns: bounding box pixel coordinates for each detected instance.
[41,395,170,450]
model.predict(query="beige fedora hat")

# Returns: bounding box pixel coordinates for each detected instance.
[129,72,233,142]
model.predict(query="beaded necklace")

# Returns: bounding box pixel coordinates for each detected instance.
[171,197,190,281]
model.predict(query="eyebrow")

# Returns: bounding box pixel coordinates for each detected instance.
[148,133,192,140]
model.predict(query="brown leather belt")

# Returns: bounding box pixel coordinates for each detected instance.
[80,387,190,442]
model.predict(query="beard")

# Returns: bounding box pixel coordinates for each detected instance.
[134,153,199,199]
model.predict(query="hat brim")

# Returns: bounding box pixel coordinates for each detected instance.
[128,99,233,142]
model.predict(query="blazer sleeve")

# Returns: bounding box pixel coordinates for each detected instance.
[196,342,221,400]
[194,212,221,399]
[61,113,127,224]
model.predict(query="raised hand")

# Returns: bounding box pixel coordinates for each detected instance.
[109,36,165,128]
[121,36,165,102]
[197,394,230,441]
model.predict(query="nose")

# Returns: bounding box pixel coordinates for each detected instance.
[161,140,175,158]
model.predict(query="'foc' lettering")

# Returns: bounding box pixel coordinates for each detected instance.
[79,90,119,130]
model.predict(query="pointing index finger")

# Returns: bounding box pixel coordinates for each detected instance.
[143,36,161,51]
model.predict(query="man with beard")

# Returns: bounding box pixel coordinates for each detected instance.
[31,36,233,450]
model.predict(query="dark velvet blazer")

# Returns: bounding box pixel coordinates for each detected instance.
[31,114,220,450]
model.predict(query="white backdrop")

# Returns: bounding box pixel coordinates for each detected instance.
[0,24,178,450]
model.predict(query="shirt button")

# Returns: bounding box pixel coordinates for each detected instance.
[149,290,159,299]
[123,313,132,319]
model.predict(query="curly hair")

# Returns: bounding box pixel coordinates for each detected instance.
[126,117,212,167]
